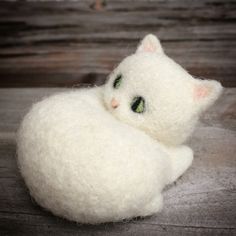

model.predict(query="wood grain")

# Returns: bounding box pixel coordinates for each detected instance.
[0,88,235,235]
[0,0,235,87]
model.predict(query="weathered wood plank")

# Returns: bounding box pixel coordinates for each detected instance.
[0,40,235,87]
[0,88,235,235]
[0,0,235,87]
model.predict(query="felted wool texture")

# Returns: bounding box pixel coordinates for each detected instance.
[17,34,223,224]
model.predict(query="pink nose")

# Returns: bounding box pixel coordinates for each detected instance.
[111,98,119,109]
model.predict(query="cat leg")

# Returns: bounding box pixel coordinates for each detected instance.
[166,146,193,184]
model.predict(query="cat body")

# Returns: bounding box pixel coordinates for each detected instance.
[18,87,191,223]
[17,35,222,224]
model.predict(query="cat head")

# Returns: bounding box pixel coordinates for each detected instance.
[104,34,223,145]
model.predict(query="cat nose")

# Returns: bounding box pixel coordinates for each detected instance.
[111,98,119,109]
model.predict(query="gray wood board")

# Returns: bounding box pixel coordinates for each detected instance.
[0,0,236,87]
[0,88,235,235]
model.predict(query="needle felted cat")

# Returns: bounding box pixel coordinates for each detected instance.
[17,34,223,224]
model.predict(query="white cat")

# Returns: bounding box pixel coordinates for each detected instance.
[17,34,222,224]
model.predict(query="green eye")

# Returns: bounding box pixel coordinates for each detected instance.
[113,74,122,89]
[131,96,145,113]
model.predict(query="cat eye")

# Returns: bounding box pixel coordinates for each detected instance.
[131,96,145,113]
[113,74,122,89]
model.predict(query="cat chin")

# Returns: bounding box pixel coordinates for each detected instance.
[102,100,196,146]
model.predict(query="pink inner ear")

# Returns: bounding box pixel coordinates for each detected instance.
[194,85,210,100]
[143,39,158,52]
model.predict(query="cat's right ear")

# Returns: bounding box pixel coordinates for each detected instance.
[136,34,164,54]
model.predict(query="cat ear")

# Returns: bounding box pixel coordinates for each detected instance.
[136,34,164,54]
[193,79,223,111]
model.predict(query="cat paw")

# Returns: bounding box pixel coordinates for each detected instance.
[167,146,193,184]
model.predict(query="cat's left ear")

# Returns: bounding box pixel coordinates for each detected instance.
[193,79,223,112]
[136,34,164,54]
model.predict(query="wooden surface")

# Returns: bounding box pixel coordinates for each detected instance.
[0,88,235,236]
[0,0,236,87]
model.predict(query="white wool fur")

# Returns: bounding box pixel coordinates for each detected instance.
[17,34,223,224]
